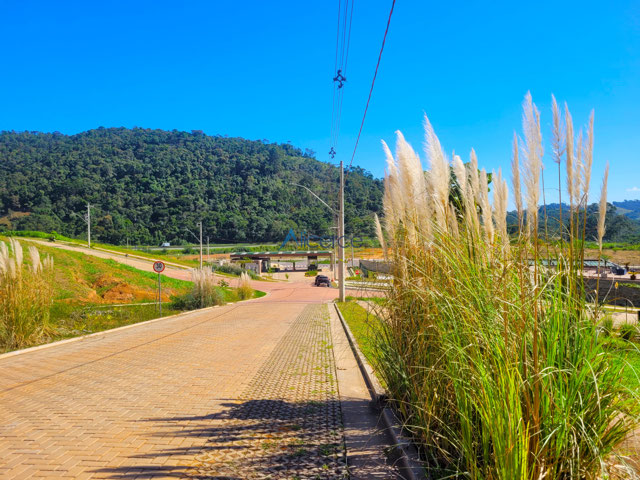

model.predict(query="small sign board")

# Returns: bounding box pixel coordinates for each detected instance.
[153,261,165,273]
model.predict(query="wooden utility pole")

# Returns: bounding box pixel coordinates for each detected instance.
[87,203,92,248]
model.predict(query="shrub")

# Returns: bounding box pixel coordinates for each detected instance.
[237,272,253,300]
[304,270,318,277]
[171,267,224,310]
[372,94,638,478]
[0,239,54,350]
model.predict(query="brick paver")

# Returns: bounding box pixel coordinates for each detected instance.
[189,304,346,479]
[0,298,320,478]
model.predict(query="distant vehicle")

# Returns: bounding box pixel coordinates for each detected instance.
[308,263,318,271]
[160,242,170,247]
[314,274,331,287]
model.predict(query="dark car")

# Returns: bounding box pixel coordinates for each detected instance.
[314,274,331,287]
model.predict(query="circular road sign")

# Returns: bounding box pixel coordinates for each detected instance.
[153,261,165,273]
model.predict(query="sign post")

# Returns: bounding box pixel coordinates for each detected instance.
[153,261,165,315]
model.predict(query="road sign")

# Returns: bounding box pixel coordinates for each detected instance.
[153,261,165,273]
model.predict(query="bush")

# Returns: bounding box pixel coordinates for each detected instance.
[304,270,318,277]
[0,239,54,350]
[171,267,224,310]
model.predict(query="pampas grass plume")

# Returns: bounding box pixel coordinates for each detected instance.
[598,163,609,252]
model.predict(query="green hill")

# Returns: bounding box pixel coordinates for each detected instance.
[0,128,383,245]
[613,200,640,221]
[507,202,640,242]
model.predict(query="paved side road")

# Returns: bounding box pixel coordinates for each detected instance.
[0,295,399,478]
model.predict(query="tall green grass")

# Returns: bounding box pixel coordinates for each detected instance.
[0,239,54,349]
[374,94,639,478]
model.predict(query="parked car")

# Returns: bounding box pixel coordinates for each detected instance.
[314,274,331,287]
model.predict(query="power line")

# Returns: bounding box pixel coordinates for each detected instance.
[329,0,354,159]
[347,0,396,172]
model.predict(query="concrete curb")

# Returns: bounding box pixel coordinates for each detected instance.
[333,302,427,480]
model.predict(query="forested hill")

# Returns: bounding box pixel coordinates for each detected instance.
[613,200,640,221]
[0,128,383,245]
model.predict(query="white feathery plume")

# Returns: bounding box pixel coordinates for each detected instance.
[382,140,403,230]
[511,133,523,231]
[493,168,509,252]
[374,213,388,261]
[479,169,494,244]
[397,131,432,242]
[382,141,404,239]
[10,238,23,274]
[7,257,16,279]
[424,115,450,231]
[565,103,575,209]
[575,129,583,207]
[463,151,481,239]
[395,132,421,243]
[0,240,7,276]
[522,92,543,236]
[29,246,42,274]
[452,154,467,202]
[551,95,565,165]
[469,149,480,204]
[43,255,54,271]
[598,163,609,253]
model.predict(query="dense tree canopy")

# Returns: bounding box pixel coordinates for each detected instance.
[0,128,383,245]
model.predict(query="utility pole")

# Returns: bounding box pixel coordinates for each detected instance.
[199,221,203,269]
[338,161,345,301]
[87,203,92,248]
[207,236,210,262]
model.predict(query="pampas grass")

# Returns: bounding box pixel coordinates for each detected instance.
[511,134,523,231]
[598,163,609,253]
[0,240,54,350]
[372,94,637,479]
[191,267,224,307]
[237,271,253,300]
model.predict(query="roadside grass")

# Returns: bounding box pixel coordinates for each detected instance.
[335,300,378,367]
[0,237,264,352]
[48,303,183,342]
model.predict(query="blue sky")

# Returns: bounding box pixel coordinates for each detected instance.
[1,0,639,203]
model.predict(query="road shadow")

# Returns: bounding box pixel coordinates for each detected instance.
[91,398,349,479]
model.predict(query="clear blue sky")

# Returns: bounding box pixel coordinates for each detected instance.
[1,0,638,203]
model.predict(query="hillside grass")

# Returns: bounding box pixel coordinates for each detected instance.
[0,237,264,352]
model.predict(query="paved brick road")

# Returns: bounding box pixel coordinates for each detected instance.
[0,287,349,479]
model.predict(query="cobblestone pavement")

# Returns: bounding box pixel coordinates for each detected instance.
[189,304,347,479]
